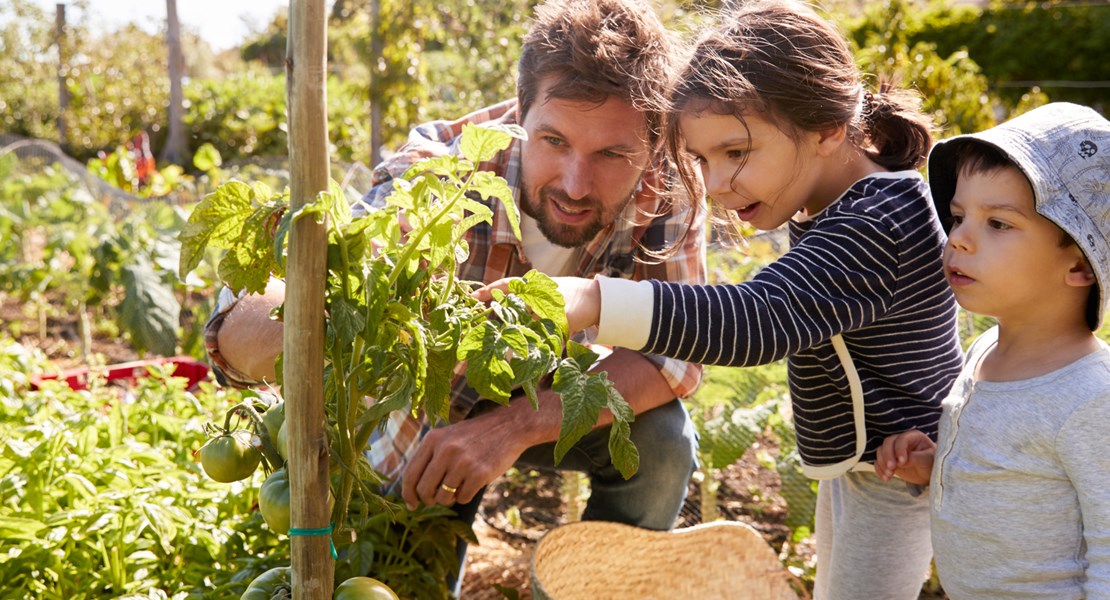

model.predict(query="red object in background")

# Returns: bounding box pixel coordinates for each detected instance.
[129,131,156,186]
[30,356,210,392]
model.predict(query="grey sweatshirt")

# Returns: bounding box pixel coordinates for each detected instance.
[932,327,1110,599]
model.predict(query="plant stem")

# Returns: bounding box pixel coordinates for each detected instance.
[386,167,477,289]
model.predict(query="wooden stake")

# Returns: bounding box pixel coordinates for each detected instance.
[285,0,333,597]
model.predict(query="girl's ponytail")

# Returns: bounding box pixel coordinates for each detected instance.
[862,82,934,172]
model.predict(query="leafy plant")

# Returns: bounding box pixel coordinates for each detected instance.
[178,123,637,588]
[0,345,269,597]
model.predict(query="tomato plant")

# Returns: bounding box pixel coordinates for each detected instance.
[178,124,638,591]
[0,347,282,597]
[335,576,399,600]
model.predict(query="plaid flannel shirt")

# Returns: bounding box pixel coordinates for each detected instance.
[205,99,706,487]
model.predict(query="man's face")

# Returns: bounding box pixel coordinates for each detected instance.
[519,78,652,248]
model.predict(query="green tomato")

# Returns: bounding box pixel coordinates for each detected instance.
[262,400,285,446]
[334,576,399,600]
[259,468,291,534]
[259,468,334,535]
[199,431,260,483]
[241,566,292,600]
[275,421,288,460]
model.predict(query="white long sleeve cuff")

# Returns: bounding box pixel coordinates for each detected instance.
[594,276,655,351]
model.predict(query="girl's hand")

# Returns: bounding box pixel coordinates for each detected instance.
[875,430,936,486]
[474,276,602,334]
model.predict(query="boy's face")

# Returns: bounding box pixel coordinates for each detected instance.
[944,165,1090,326]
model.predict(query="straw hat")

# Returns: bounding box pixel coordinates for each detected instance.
[531,520,801,599]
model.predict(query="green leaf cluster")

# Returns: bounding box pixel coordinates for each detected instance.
[841,0,1108,135]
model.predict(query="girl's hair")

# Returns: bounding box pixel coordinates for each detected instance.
[665,1,934,213]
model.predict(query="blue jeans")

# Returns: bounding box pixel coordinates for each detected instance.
[448,398,698,593]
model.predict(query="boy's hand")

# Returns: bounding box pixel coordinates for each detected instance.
[474,276,601,334]
[875,430,936,486]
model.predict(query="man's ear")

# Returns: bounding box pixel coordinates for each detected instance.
[815,124,848,157]
[1066,256,1097,288]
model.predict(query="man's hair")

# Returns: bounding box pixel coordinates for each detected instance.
[517,0,678,148]
[952,141,1074,248]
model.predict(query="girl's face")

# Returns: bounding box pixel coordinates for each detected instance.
[679,110,826,231]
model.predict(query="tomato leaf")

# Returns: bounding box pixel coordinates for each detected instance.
[509,270,568,338]
[458,123,513,163]
[468,170,519,240]
[458,322,526,403]
[551,342,639,478]
[177,179,256,277]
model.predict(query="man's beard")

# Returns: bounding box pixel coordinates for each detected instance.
[519,185,632,249]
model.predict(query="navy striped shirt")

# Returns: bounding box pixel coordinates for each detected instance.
[642,173,963,475]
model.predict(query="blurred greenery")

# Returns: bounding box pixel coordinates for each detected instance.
[2,0,1104,168]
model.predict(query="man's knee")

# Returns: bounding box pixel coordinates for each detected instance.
[628,398,698,475]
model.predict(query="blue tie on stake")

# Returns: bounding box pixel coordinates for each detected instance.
[288,522,338,559]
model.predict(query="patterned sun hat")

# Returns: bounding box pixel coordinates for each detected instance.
[929,102,1110,329]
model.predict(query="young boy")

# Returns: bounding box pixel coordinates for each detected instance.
[875,102,1110,598]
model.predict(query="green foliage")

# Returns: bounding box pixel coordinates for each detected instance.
[182,72,373,164]
[184,72,288,160]
[0,338,474,598]
[0,0,60,142]
[86,144,186,198]
[844,0,999,137]
[913,0,1108,108]
[0,153,187,357]
[0,341,270,597]
[198,0,531,155]
[843,0,1108,116]
[178,125,637,564]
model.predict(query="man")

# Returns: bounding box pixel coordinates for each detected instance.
[207,0,705,587]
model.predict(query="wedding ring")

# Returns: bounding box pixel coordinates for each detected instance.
[440,483,458,494]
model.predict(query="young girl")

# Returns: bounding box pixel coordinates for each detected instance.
[494,2,965,597]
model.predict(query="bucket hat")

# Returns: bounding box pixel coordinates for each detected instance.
[929,102,1110,329]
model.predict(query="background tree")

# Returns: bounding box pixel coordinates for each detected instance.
[161,0,188,165]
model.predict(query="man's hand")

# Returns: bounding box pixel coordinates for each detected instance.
[875,430,936,486]
[400,397,552,509]
[474,276,602,334]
